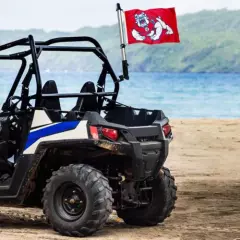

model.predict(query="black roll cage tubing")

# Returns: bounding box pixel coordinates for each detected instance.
[0,35,120,110]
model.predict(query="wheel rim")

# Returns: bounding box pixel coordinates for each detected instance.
[54,182,87,222]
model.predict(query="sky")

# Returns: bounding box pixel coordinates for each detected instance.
[0,0,239,31]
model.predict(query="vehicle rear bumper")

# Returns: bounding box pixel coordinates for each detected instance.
[71,138,169,181]
[118,139,169,181]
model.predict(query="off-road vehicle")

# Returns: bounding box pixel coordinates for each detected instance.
[0,35,177,237]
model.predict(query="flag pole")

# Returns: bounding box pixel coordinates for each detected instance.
[116,3,129,80]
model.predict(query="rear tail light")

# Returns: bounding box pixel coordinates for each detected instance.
[162,123,171,137]
[90,126,99,140]
[101,128,118,141]
[90,126,118,141]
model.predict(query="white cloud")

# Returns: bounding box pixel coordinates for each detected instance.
[0,0,239,30]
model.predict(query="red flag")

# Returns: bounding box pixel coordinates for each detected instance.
[124,8,180,45]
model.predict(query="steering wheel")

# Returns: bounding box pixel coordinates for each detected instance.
[7,95,33,112]
[6,95,33,133]
[7,96,22,112]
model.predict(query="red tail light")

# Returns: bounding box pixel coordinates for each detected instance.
[101,128,118,141]
[90,126,99,140]
[162,124,171,137]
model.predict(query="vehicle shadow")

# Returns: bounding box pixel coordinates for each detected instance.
[0,213,49,229]
[0,213,157,233]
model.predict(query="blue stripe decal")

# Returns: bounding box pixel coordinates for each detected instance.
[24,121,80,150]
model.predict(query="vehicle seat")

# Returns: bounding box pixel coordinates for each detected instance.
[65,81,98,120]
[40,80,62,122]
[75,81,98,112]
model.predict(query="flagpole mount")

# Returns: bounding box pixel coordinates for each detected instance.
[116,3,129,80]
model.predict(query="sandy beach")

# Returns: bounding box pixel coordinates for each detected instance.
[0,119,239,240]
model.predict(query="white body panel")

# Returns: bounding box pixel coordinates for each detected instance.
[24,120,88,154]
[31,110,52,128]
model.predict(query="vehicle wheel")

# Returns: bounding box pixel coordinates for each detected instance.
[117,167,177,226]
[42,164,113,237]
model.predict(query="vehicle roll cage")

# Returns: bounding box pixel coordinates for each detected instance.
[0,35,120,111]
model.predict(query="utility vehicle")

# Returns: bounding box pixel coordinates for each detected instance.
[0,35,177,237]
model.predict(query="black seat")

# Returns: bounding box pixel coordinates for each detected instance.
[40,80,62,122]
[65,81,98,120]
[74,81,98,112]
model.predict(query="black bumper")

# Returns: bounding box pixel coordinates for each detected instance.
[118,139,169,181]
[123,122,170,181]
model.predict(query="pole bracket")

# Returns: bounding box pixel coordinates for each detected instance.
[116,3,129,80]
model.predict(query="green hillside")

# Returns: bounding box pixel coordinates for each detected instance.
[0,9,239,73]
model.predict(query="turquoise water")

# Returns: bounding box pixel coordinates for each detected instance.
[0,71,239,118]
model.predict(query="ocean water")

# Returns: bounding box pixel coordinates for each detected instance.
[0,71,239,119]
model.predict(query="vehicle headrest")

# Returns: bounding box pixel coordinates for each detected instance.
[40,80,62,122]
[42,80,58,94]
[80,81,96,93]
[75,81,96,107]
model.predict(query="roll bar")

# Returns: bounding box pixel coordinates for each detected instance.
[0,35,120,109]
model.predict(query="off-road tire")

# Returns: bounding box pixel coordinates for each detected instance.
[117,167,177,226]
[42,164,113,237]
